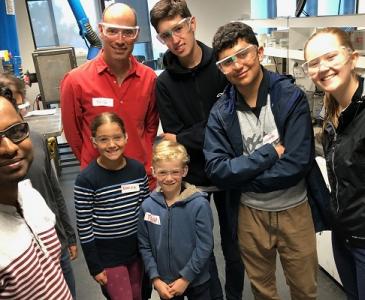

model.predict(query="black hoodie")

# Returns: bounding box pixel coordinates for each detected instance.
[156,41,228,186]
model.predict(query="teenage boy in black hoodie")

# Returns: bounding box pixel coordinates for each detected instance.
[150,1,245,299]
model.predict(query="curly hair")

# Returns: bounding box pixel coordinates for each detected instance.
[0,72,26,99]
[212,22,259,60]
[0,84,18,112]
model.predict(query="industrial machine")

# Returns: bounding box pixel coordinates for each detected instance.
[0,0,101,79]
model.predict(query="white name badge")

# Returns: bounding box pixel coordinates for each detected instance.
[144,212,161,225]
[92,97,114,107]
[263,129,280,145]
[121,183,140,194]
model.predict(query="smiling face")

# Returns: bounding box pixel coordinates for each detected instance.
[153,159,187,196]
[0,97,33,188]
[304,33,358,95]
[218,38,264,90]
[93,121,127,167]
[99,3,138,64]
[157,15,196,59]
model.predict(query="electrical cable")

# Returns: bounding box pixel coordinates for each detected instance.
[338,0,342,15]
[295,0,307,17]
[271,56,280,73]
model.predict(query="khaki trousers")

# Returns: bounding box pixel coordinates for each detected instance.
[238,201,318,300]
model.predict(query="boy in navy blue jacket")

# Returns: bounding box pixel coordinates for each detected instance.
[203,22,329,300]
[138,140,213,299]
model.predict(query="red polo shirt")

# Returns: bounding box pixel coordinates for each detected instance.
[61,52,158,188]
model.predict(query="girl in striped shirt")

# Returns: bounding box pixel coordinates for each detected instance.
[74,112,149,300]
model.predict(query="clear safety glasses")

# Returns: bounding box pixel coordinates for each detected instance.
[154,168,185,179]
[100,22,139,40]
[216,45,258,74]
[157,17,192,44]
[93,135,126,146]
[302,46,352,76]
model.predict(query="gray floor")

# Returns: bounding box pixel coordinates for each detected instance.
[59,167,346,300]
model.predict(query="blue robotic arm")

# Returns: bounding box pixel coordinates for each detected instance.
[67,0,102,59]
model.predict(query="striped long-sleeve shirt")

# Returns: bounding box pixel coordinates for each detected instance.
[74,158,149,276]
[0,180,72,300]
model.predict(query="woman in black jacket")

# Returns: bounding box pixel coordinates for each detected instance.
[303,27,365,300]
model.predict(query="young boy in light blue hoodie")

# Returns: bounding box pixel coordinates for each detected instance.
[138,140,214,300]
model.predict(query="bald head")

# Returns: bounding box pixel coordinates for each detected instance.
[102,3,137,26]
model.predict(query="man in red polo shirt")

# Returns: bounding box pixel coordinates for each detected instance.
[61,3,158,189]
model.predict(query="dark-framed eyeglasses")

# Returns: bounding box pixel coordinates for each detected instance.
[0,122,30,144]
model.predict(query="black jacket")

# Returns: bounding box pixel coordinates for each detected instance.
[322,76,365,248]
[156,41,227,186]
[27,132,76,249]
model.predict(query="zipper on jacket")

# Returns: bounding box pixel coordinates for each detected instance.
[329,123,340,212]
[167,207,173,274]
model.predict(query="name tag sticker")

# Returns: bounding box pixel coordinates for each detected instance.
[92,97,114,107]
[144,212,161,225]
[121,183,140,194]
[263,129,279,145]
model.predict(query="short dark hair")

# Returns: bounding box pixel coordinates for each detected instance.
[0,72,26,99]
[212,22,259,60]
[91,112,126,137]
[150,0,191,32]
[0,84,19,112]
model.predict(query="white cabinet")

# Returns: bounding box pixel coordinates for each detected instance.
[315,157,341,285]
[316,231,342,284]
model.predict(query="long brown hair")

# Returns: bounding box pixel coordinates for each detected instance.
[304,27,357,128]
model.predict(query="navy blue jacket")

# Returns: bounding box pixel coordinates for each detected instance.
[204,69,331,234]
[138,183,213,287]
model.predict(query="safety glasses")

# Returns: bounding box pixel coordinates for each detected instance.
[157,17,192,44]
[93,135,126,146]
[302,46,352,76]
[0,122,30,144]
[100,22,139,40]
[154,168,185,179]
[216,45,257,74]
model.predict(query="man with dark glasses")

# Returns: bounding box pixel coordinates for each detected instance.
[0,72,78,299]
[0,121,29,144]
[150,1,245,300]
[61,2,158,190]
[0,87,73,299]
[204,22,330,300]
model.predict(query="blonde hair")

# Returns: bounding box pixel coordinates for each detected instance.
[152,140,190,166]
[304,27,358,128]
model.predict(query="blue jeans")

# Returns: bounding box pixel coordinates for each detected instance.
[332,232,365,300]
[212,191,245,300]
[60,247,76,300]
